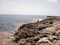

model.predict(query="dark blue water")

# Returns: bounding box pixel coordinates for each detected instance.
[0,14,46,32]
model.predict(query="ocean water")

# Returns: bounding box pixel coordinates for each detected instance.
[0,14,46,32]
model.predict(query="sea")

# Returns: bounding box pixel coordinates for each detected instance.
[0,14,46,32]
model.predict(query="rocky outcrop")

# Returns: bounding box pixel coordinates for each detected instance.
[14,16,60,45]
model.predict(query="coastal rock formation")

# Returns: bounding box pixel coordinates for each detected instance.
[14,16,60,45]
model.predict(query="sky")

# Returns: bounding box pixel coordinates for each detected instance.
[0,0,60,15]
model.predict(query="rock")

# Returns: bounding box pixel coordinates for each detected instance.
[0,32,17,45]
[18,39,26,45]
[14,16,60,45]
[37,37,52,45]
[26,43,32,45]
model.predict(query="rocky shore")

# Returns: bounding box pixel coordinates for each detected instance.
[0,16,60,45]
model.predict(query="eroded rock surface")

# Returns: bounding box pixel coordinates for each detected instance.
[14,16,60,45]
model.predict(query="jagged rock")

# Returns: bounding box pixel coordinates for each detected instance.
[14,16,60,45]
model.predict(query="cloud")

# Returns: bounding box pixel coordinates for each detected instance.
[0,0,59,15]
[47,0,58,3]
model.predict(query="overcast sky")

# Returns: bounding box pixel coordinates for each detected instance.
[0,0,60,15]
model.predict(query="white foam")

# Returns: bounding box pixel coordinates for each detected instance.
[30,18,43,23]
